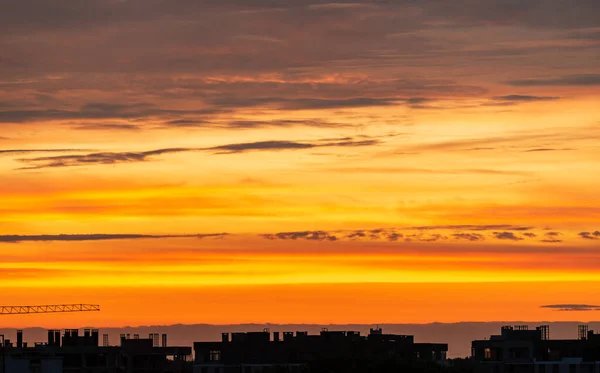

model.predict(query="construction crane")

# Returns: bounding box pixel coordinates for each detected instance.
[0,304,100,315]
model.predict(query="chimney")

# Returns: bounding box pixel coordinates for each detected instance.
[16,330,23,348]
[92,329,99,346]
[63,329,71,346]
[273,332,280,342]
[55,330,61,347]
[162,334,167,347]
[221,333,229,343]
[48,330,55,346]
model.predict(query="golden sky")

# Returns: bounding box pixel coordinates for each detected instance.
[1,0,599,327]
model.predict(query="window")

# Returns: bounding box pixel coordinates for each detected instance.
[209,350,221,362]
[484,348,492,360]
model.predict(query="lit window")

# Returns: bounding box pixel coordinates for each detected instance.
[209,350,221,361]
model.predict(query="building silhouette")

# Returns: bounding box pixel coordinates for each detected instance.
[472,325,600,373]
[0,329,191,373]
[193,328,448,373]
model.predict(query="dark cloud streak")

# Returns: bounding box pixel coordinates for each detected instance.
[0,233,227,243]
[16,137,382,169]
[507,74,600,87]
[541,304,600,311]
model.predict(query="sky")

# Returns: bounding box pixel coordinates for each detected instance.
[1,0,599,328]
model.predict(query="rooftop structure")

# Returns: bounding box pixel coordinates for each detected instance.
[472,325,600,373]
[194,328,448,373]
[0,329,191,373]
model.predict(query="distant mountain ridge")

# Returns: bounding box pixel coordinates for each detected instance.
[2,322,599,358]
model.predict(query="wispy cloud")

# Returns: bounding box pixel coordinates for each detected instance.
[261,231,338,241]
[16,137,382,169]
[0,233,228,243]
[492,232,524,241]
[523,148,574,153]
[0,149,89,155]
[579,231,600,240]
[17,148,192,169]
[411,225,533,231]
[508,74,600,87]
[73,123,141,131]
[452,233,486,241]
[259,226,554,244]
[541,304,600,311]
[491,95,561,103]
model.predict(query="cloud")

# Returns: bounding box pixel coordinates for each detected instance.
[386,233,404,242]
[523,148,574,152]
[0,103,224,124]
[492,95,561,103]
[165,119,212,127]
[492,232,523,241]
[346,231,367,240]
[73,123,141,131]
[208,140,314,153]
[523,232,537,238]
[452,233,485,241]
[0,149,88,155]
[209,97,402,110]
[0,233,227,243]
[507,74,600,87]
[541,304,600,311]
[540,231,562,243]
[403,233,448,243]
[579,231,600,240]
[225,119,352,129]
[327,166,532,177]
[17,148,192,169]
[411,224,533,231]
[261,231,338,241]
[413,233,448,242]
[16,137,382,169]
[344,229,405,242]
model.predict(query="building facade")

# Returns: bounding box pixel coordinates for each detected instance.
[472,325,600,373]
[194,328,448,373]
[0,329,191,373]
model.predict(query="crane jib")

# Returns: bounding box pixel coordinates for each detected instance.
[0,304,100,315]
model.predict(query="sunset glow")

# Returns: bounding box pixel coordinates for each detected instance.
[1,0,599,327]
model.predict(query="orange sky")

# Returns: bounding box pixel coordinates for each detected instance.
[1,0,599,327]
